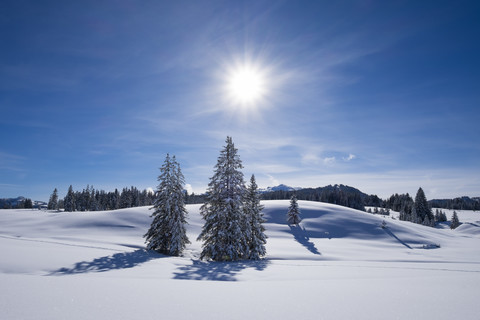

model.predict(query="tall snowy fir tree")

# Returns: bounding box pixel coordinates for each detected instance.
[64,185,76,212]
[244,175,267,260]
[414,187,433,226]
[197,137,248,261]
[287,193,301,225]
[144,154,190,256]
[47,188,58,210]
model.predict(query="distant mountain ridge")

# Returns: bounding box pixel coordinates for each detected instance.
[260,184,368,197]
[260,184,373,211]
[258,184,302,193]
[0,197,26,208]
[0,197,47,209]
[261,185,480,211]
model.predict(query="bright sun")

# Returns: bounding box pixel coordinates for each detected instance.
[227,66,266,106]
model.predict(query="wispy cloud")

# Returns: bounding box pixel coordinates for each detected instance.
[0,152,26,172]
[323,157,336,165]
[0,64,81,92]
[265,174,279,187]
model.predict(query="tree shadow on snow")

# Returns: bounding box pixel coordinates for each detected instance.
[49,249,164,275]
[289,225,321,255]
[383,227,412,249]
[173,259,269,281]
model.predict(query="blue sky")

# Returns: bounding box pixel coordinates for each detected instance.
[1,0,479,201]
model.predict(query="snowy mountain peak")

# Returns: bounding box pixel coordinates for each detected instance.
[259,184,302,193]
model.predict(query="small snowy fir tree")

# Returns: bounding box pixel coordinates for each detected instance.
[197,137,248,261]
[450,211,460,229]
[287,193,301,225]
[411,207,419,224]
[144,154,190,256]
[47,188,59,210]
[440,210,447,222]
[423,215,431,227]
[244,175,267,260]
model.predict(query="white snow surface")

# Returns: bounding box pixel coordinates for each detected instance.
[1,200,479,319]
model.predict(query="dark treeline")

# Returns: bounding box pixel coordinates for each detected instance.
[61,185,156,212]
[357,192,479,214]
[382,189,449,227]
[186,184,382,212]
[184,192,207,205]
[6,183,479,215]
[384,193,414,213]
[429,197,480,210]
[260,184,367,211]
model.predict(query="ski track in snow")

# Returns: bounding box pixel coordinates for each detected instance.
[0,234,123,252]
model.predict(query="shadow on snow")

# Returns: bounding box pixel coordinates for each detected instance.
[265,207,385,239]
[173,259,269,281]
[289,225,321,255]
[49,249,164,275]
[383,227,412,249]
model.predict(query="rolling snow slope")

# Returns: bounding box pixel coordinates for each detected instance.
[1,201,479,319]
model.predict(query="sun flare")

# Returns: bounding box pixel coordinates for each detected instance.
[227,66,266,106]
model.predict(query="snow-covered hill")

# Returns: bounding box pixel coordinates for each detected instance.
[1,201,479,319]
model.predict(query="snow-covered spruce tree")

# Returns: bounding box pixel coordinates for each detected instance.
[48,188,59,210]
[414,187,433,225]
[450,211,460,229]
[144,154,190,256]
[245,174,267,260]
[197,136,248,261]
[64,185,76,212]
[287,193,301,225]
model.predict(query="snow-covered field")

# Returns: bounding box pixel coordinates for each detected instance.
[1,200,479,319]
